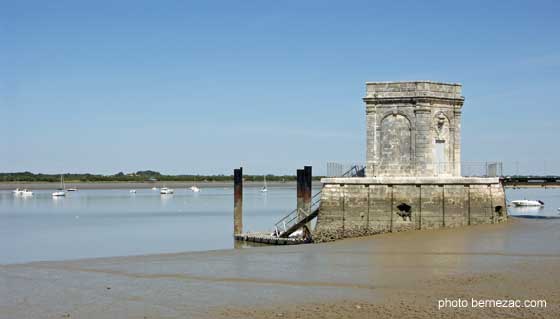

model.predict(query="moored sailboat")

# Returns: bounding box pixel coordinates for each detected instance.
[260,175,268,192]
[52,175,66,197]
[190,178,200,192]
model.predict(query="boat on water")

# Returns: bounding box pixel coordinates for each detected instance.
[509,206,545,218]
[261,175,268,192]
[511,200,544,207]
[14,188,33,196]
[160,187,174,194]
[67,188,77,192]
[130,189,136,194]
[151,187,158,191]
[190,178,201,192]
[52,175,66,197]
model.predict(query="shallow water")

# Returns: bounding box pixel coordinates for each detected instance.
[1,186,558,264]
[506,188,560,218]
[0,186,318,264]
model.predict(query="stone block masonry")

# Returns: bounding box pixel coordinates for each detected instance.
[313,177,507,242]
[364,81,464,177]
[312,81,506,242]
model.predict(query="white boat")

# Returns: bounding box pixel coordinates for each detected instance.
[14,188,33,196]
[260,175,268,192]
[67,188,77,192]
[130,189,136,193]
[152,187,158,191]
[160,187,174,194]
[190,178,201,192]
[52,175,66,197]
[511,200,544,207]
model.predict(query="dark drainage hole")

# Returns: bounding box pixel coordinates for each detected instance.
[397,203,412,221]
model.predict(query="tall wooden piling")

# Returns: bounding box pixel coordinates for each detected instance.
[296,169,304,218]
[303,166,312,229]
[234,167,243,235]
[303,166,312,212]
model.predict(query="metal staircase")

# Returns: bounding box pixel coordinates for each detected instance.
[272,164,365,238]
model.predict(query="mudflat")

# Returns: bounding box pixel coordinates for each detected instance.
[1,218,558,318]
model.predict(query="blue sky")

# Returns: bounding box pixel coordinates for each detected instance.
[1,0,559,175]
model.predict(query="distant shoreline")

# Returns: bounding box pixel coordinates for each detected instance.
[0,181,321,190]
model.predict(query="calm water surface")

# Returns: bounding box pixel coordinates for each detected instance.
[0,186,558,264]
[506,188,560,217]
[0,186,320,264]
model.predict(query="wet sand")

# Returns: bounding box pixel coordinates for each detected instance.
[1,218,559,318]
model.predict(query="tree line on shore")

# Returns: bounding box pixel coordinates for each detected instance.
[0,171,322,183]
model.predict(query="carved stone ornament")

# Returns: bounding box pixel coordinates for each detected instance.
[435,113,446,139]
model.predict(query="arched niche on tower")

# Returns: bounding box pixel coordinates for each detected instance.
[379,112,412,175]
[432,111,451,175]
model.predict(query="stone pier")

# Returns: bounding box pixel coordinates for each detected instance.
[312,81,506,242]
[313,177,506,242]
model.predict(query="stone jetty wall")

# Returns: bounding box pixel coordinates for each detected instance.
[313,177,507,242]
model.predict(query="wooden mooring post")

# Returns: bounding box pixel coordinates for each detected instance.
[297,169,304,219]
[234,167,243,235]
[233,166,314,246]
[303,166,312,213]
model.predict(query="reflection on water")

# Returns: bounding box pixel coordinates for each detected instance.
[506,188,560,218]
[510,206,544,215]
[0,186,318,264]
[1,186,558,264]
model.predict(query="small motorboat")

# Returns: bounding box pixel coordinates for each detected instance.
[12,188,23,195]
[160,187,174,195]
[67,188,77,192]
[151,187,158,191]
[511,200,544,207]
[130,189,136,194]
[190,185,200,192]
[20,189,33,196]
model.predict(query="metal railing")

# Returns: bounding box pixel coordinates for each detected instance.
[327,162,366,177]
[272,164,365,238]
[329,160,560,178]
[273,192,321,237]
[332,161,504,177]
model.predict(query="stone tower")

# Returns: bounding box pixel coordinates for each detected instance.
[313,80,507,243]
[364,81,464,177]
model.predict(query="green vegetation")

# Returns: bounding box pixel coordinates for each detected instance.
[0,171,323,183]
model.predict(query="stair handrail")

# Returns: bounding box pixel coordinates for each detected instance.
[274,191,321,233]
[271,164,365,237]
